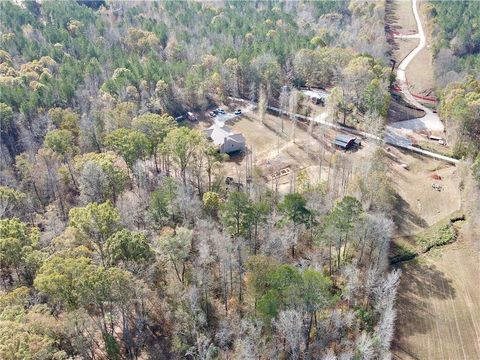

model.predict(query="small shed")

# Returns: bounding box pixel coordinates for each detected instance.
[204,124,246,153]
[332,134,359,150]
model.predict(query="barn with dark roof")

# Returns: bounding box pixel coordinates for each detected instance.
[332,134,360,150]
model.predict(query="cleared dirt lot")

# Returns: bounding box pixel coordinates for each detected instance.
[212,108,375,194]
[387,146,461,236]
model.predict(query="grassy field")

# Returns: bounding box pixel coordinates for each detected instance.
[393,236,480,359]
[383,143,479,360]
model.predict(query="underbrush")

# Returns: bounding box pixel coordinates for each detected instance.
[414,210,463,252]
[416,140,458,159]
[416,224,457,252]
[390,211,464,264]
[389,241,417,264]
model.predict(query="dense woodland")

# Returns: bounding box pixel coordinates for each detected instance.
[0,0,477,359]
[426,1,480,160]
[429,0,480,251]
[427,0,480,86]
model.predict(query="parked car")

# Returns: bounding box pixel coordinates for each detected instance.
[187,112,198,121]
[234,109,242,115]
[210,111,216,117]
[218,108,225,114]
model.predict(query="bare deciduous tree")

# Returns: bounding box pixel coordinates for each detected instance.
[274,309,305,360]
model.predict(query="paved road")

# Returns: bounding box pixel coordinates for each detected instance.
[393,0,444,133]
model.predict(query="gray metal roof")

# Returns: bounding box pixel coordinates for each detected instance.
[335,134,356,143]
[333,140,349,148]
[204,125,245,146]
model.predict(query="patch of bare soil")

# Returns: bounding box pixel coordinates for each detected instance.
[222,111,374,193]
[394,38,418,65]
[393,236,480,360]
[387,146,461,236]
[405,45,435,97]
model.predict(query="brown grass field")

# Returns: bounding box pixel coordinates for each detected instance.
[385,2,479,357]
[386,141,479,360]
[393,238,480,360]
[387,147,462,235]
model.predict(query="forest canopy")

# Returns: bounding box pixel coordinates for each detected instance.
[0,1,405,359]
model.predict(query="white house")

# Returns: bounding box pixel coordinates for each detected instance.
[204,124,246,153]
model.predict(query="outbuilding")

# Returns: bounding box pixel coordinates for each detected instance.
[204,124,246,153]
[332,134,360,150]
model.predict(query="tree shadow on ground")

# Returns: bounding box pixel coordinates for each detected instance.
[393,193,428,235]
[385,0,402,57]
[227,150,247,165]
[393,258,456,340]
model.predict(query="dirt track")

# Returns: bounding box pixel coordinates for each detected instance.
[394,0,443,134]
[386,2,480,355]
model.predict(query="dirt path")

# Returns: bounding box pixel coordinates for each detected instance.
[394,0,444,134]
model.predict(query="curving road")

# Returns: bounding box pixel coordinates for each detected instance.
[391,0,444,133]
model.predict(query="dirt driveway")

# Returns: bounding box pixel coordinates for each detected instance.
[218,110,375,194]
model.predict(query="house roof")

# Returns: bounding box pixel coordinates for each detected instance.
[228,133,246,143]
[204,125,245,146]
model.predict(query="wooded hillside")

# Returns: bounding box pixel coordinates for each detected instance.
[0,1,403,359]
